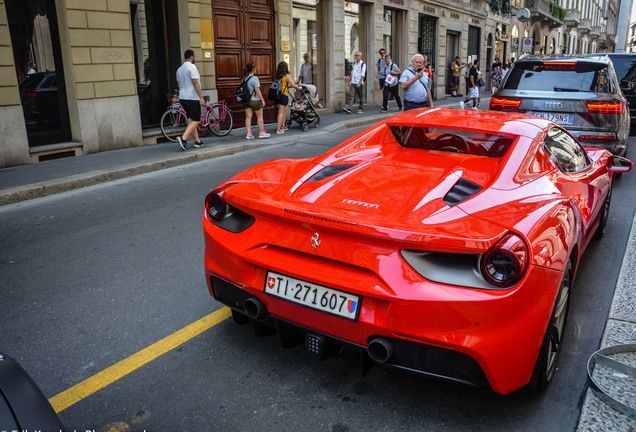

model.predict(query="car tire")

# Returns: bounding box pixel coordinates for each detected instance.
[593,184,612,240]
[527,260,572,391]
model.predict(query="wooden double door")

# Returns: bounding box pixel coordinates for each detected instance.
[213,0,277,126]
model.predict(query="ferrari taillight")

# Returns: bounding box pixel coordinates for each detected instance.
[481,233,529,288]
[205,191,227,220]
[586,101,624,114]
[490,97,522,109]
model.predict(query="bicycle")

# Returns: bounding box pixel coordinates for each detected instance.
[160,93,233,142]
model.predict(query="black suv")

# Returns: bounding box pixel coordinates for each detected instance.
[606,53,636,130]
[490,55,630,156]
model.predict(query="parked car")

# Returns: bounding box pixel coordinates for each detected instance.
[19,72,61,130]
[202,108,631,394]
[490,55,630,156]
[605,53,636,130]
[0,351,66,431]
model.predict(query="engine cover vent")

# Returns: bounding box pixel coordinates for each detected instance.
[443,178,482,207]
[306,164,357,183]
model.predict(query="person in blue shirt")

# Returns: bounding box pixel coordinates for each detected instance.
[399,54,433,111]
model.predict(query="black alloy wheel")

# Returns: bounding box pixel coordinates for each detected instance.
[593,184,612,240]
[527,260,572,390]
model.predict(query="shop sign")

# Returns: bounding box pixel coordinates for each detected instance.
[472,18,480,25]
[450,12,461,20]
[389,0,405,5]
[422,5,436,14]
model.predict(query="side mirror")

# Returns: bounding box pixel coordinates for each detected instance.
[607,155,633,173]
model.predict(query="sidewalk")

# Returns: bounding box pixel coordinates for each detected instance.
[1,90,635,429]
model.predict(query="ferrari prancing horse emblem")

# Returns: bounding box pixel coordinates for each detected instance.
[311,232,321,250]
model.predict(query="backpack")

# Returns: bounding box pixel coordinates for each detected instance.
[235,75,254,102]
[268,78,283,103]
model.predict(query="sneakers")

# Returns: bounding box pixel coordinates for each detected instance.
[398,106,403,111]
[258,131,270,139]
[177,136,187,151]
[356,109,364,114]
[459,101,465,109]
[193,141,203,148]
[246,133,255,140]
[380,108,388,113]
[342,107,352,113]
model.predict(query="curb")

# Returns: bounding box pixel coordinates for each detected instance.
[0,97,486,206]
[576,209,636,430]
[0,141,268,206]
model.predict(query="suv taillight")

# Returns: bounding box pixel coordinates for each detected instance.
[490,97,522,109]
[586,101,624,114]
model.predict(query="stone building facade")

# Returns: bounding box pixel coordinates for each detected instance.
[0,0,626,168]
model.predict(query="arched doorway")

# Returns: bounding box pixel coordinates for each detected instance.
[213,0,276,127]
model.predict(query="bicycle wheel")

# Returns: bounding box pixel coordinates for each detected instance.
[207,104,233,137]
[160,108,188,142]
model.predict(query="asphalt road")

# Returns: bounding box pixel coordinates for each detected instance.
[1,129,635,432]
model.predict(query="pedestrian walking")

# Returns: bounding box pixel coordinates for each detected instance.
[460,59,480,109]
[343,51,366,114]
[275,61,301,134]
[175,49,205,151]
[374,48,387,90]
[380,54,402,112]
[241,62,270,140]
[399,54,433,111]
[490,57,503,91]
[423,56,434,87]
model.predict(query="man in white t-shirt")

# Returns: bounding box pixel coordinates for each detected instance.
[176,49,205,151]
[343,51,366,114]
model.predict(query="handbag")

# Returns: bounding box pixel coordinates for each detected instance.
[385,73,396,86]
[477,77,485,87]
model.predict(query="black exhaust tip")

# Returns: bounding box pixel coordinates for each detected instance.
[367,338,394,363]
[243,297,267,320]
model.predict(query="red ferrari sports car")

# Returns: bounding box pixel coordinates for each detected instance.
[203,108,631,394]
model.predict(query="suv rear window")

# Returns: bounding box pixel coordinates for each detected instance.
[503,61,612,93]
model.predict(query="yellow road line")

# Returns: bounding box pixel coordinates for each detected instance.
[49,307,231,413]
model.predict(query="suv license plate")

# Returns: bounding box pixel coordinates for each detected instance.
[527,111,574,125]
[264,271,361,321]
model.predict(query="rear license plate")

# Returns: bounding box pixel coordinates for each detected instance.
[264,271,361,321]
[527,111,574,125]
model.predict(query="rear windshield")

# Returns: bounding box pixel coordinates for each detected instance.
[19,74,45,91]
[389,126,515,157]
[503,61,612,93]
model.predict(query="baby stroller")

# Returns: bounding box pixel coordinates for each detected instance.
[286,84,320,131]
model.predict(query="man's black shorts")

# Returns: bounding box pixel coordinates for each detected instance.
[181,99,201,121]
